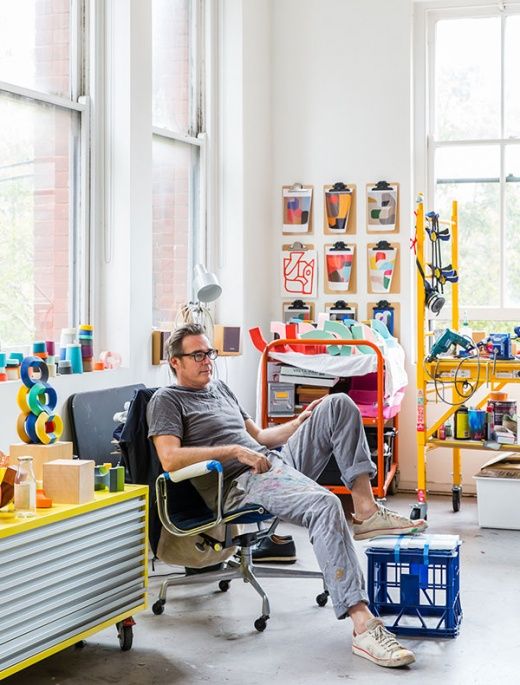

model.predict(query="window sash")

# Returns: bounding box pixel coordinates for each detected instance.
[0,0,89,346]
[425,4,520,320]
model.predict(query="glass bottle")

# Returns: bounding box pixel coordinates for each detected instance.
[14,456,37,518]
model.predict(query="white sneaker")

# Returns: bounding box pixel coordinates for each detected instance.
[352,618,415,668]
[353,505,427,541]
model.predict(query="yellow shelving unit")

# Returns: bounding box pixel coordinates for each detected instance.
[414,198,520,518]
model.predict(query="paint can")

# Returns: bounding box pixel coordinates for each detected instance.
[454,405,469,440]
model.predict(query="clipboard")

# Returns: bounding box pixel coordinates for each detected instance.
[367,241,400,294]
[366,180,399,233]
[323,183,356,235]
[323,242,356,295]
[280,242,317,298]
[325,300,358,323]
[282,299,315,322]
[282,183,313,235]
[367,300,400,338]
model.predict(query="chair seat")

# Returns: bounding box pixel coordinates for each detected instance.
[171,502,272,532]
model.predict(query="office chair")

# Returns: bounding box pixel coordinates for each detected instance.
[118,387,328,632]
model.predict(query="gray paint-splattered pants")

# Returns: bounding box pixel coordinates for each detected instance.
[225,393,377,620]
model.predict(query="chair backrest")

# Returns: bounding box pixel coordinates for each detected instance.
[67,383,146,465]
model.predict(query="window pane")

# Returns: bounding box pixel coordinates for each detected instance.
[152,137,199,328]
[435,17,500,140]
[0,1,71,98]
[435,146,500,308]
[505,145,520,306]
[0,93,76,346]
[505,16,520,138]
[152,0,193,133]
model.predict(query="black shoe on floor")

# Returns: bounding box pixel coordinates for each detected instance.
[252,534,297,564]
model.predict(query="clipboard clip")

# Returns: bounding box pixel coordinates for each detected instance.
[371,180,394,191]
[331,300,352,310]
[287,241,308,250]
[288,182,304,191]
[288,299,309,311]
[374,299,393,310]
[373,240,394,250]
[330,241,349,251]
[329,182,351,193]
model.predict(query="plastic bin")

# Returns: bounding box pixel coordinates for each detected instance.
[365,535,462,638]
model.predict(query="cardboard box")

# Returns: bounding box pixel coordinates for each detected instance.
[474,453,520,530]
[9,441,73,481]
[43,459,95,505]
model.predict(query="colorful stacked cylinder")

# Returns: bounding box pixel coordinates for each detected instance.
[0,352,6,382]
[78,325,94,372]
[16,356,63,445]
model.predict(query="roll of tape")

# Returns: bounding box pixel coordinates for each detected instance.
[16,413,32,443]
[16,385,31,413]
[28,382,57,415]
[20,356,49,388]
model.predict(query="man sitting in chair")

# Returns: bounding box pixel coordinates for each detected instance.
[148,323,427,669]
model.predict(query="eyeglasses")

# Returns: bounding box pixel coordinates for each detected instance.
[177,349,218,363]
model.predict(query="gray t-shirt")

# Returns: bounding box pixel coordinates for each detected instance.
[147,380,269,508]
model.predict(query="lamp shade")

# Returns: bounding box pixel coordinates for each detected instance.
[193,264,222,303]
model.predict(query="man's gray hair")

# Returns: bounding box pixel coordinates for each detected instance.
[166,323,207,363]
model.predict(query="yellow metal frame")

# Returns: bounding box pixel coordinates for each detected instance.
[415,199,520,512]
[0,485,149,680]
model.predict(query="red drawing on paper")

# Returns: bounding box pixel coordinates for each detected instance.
[283,251,316,295]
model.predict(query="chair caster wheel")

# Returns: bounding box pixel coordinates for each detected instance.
[316,591,329,607]
[218,580,230,592]
[254,615,269,632]
[152,600,165,615]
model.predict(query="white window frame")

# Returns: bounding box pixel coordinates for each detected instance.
[0,0,91,345]
[415,0,520,323]
[151,0,210,302]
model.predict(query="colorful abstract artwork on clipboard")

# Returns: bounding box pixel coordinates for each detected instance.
[281,249,317,297]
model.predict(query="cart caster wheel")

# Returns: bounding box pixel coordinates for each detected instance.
[152,600,165,615]
[219,580,230,592]
[410,503,427,520]
[254,615,269,632]
[116,622,133,651]
[387,470,400,496]
[452,487,462,512]
[316,591,329,607]
[74,640,86,649]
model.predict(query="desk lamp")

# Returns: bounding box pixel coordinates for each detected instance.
[177,264,222,333]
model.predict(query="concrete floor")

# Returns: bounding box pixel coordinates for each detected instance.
[7,494,519,685]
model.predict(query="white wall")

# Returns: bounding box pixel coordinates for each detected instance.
[0,0,479,493]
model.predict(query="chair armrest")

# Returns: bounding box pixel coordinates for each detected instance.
[156,460,225,537]
[165,460,223,483]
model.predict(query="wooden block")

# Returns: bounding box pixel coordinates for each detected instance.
[9,441,73,481]
[43,459,95,504]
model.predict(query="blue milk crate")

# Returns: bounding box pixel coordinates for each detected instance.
[365,535,462,638]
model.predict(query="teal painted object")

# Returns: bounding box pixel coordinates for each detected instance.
[94,464,125,492]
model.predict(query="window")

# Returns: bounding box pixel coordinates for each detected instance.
[152,0,206,329]
[425,7,520,320]
[0,0,89,348]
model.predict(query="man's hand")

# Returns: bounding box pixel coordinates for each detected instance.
[232,446,271,474]
[296,396,325,426]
